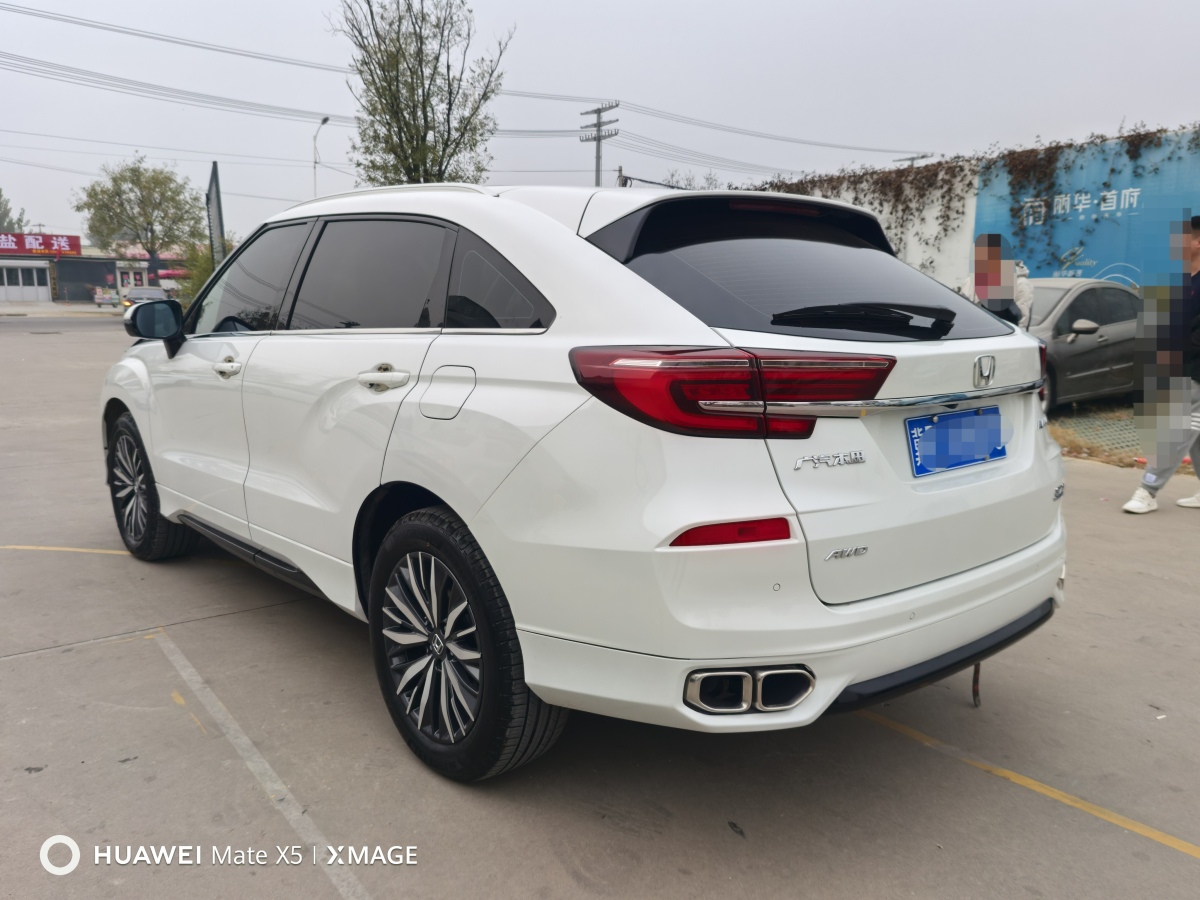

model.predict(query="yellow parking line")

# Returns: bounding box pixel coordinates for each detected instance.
[0,544,128,555]
[858,710,1200,861]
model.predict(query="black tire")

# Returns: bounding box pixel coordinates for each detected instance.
[369,505,568,781]
[107,412,198,561]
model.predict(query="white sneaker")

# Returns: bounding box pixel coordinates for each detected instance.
[1123,488,1158,514]
[1176,491,1200,508]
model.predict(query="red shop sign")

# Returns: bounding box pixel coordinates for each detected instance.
[0,233,82,256]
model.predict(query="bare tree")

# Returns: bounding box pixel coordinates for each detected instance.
[339,0,511,185]
[662,169,726,190]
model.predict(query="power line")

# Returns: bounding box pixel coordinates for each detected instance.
[0,155,309,204]
[0,126,350,165]
[0,51,354,127]
[0,141,324,168]
[0,155,96,177]
[612,132,799,176]
[0,2,351,73]
[0,3,927,157]
[0,52,582,138]
[620,102,929,156]
[227,191,303,203]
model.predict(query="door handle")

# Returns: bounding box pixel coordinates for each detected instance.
[1095,334,1108,343]
[213,358,242,377]
[357,365,410,392]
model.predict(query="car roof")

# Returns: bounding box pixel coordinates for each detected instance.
[265,183,886,240]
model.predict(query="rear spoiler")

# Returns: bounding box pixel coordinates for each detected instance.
[585,194,895,264]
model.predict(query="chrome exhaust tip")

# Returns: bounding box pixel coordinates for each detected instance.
[753,667,816,712]
[684,670,753,714]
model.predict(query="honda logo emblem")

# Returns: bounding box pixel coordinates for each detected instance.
[973,355,996,388]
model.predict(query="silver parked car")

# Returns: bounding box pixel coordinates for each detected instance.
[1026,278,1140,412]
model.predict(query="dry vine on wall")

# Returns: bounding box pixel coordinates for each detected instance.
[761,122,1200,271]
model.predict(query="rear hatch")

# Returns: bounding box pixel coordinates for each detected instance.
[587,195,1056,604]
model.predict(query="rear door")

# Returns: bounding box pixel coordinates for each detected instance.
[241,217,453,587]
[591,196,1057,605]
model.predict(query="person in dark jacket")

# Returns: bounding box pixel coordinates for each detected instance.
[1124,214,1200,513]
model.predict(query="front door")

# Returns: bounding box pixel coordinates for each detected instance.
[241,217,452,604]
[146,222,311,538]
[1052,288,1111,401]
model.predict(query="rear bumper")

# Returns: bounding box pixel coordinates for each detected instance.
[519,520,1065,732]
[828,598,1053,713]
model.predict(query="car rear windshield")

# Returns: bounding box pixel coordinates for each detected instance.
[588,198,1013,342]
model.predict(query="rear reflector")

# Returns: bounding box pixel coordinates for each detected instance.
[670,517,791,547]
[570,346,895,439]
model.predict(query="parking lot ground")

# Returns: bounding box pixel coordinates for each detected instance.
[2,317,1198,899]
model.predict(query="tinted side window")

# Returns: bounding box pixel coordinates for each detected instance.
[188,224,308,334]
[445,229,554,329]
[1056,289,1104,335]
[1100,287,1139,323]
[288,219,448,330]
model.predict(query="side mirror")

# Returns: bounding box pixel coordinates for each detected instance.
[124,299,185,357]
[1070,318,1100,335]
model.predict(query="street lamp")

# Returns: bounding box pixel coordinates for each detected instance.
[313,115,330,198]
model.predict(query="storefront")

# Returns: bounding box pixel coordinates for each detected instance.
[0,232,82,302]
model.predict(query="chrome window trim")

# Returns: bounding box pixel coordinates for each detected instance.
[766,378,1044,417]
[268,327,443,336]
[439,327,549,335]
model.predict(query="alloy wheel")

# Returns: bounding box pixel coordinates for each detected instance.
[111,434,148,544]
[381,552,482,744]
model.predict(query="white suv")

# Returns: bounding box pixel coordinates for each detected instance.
[102,185,1066,781]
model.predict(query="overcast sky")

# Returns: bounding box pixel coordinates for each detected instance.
[2,0,1197,240]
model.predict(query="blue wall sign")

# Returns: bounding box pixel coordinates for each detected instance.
[973,135,1200,286]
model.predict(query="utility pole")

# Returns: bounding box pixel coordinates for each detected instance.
[894,152,933,168]
[313,115,330,198]
[580,101,619,187]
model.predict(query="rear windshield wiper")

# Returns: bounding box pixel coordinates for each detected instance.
[771,303,956,337]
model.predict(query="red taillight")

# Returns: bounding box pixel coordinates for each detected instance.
[569,347,896,439]
[670,517,791,547]
[568,347,762,437]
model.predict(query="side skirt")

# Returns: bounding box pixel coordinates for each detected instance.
[178,513,328,601]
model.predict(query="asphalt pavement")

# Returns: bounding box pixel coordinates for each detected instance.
[2,318,1197,899]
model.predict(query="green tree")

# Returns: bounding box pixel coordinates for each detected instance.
[0,187,28,232]
[73,156,204,264]
[339,0,511,185]
[179,234,237,305]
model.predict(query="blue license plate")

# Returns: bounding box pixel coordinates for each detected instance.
[906,406,1007,477]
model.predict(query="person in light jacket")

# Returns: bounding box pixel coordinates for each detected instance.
[958,233,1032,327]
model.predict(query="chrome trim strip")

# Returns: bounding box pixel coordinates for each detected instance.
[758,358,891,369]
[439,327,548,335]
[767,378,1043,417]
[613,357,751,369]
[696,400,764,412]
[268,328,442,336]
